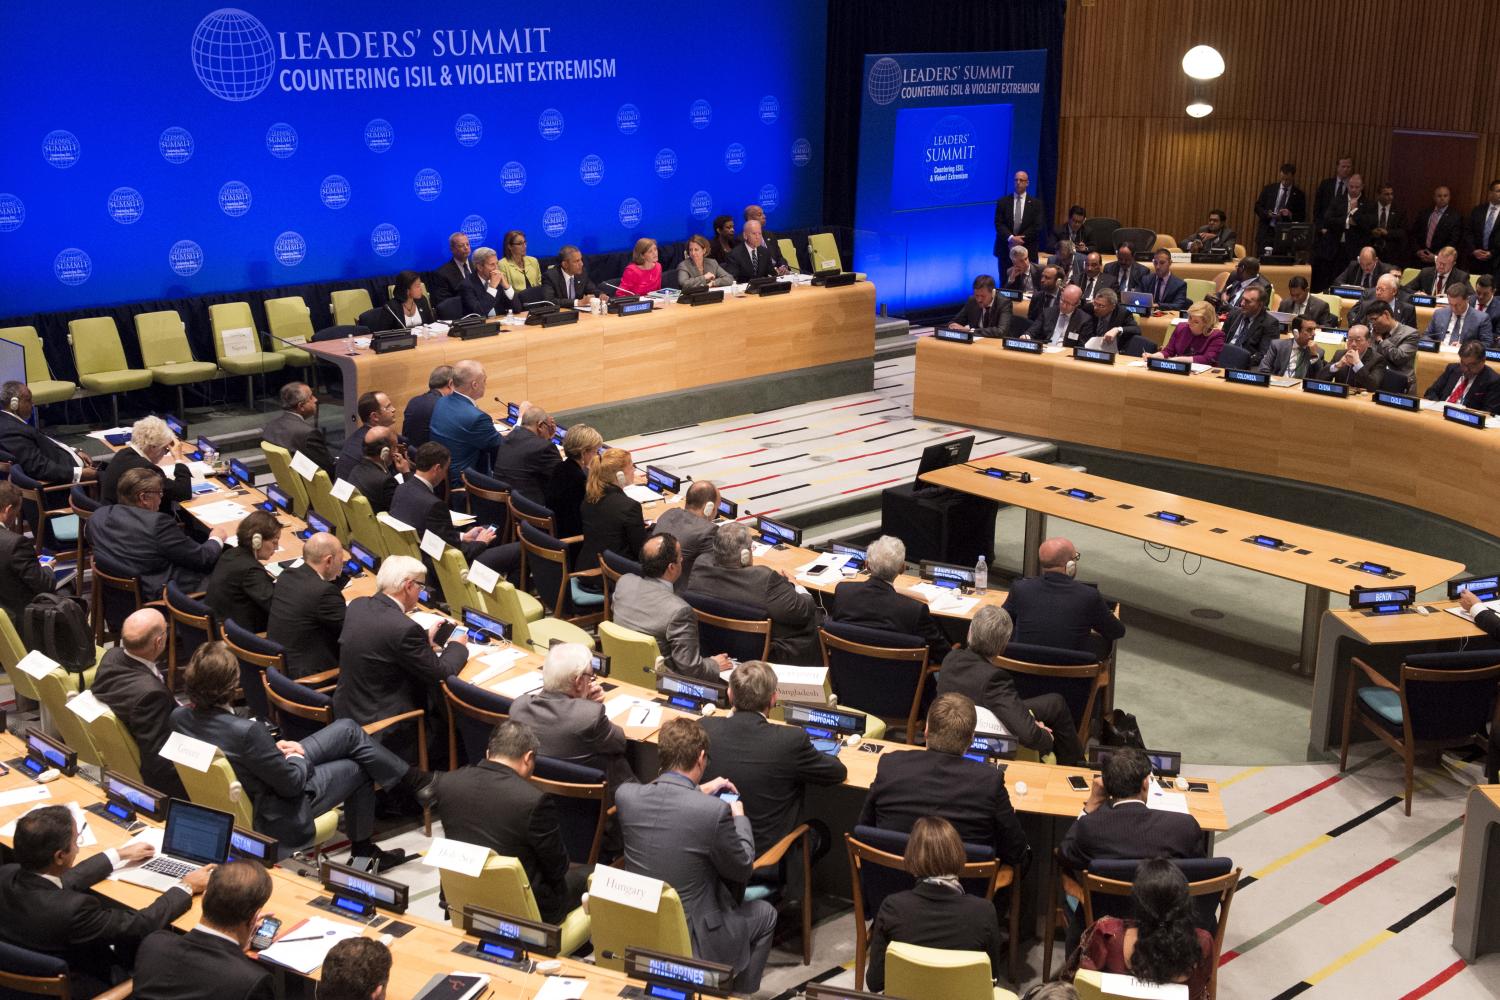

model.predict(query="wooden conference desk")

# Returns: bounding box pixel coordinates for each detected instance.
[303,281,877,437]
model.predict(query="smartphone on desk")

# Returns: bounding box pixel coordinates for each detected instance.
[1067,775,1091,792]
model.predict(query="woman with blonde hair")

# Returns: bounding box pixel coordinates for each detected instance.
[617,237,662,296]
[545,424,604,539]
[101,414,190,504]
[1148,300,1224,365]
[577,448,645,583]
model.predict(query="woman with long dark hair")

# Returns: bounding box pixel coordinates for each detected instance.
[1076,858,1214,999]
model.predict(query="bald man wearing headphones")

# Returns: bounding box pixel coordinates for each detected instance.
[1002,537,1125,657]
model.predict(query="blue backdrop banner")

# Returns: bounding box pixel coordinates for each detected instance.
[3,2,827,313]
[853,50,1046,315]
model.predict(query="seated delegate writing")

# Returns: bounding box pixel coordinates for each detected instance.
[686,521,823,665]
[493,402,561,502]
[100,415,190,506]
[261,381,336,475]
[1259,317,1330,379]
[509,642,635,789]
[401,364,454,449]
[429,359,502,486]
[0,480,55,624]
[91,608,188,798]
[677,234,735,291]
[616,237,663,296]
[203,509,280,634]
[831,534,952,661]
[947,274,1012,337]
[366,269,433,332]
[266,531,348,679]
[1148,300,1224,366]
[87,467,231,594]
[650,479,721,591]
[1073,859,1216,1000]
[863,816,1004,993]
[1080,287,1140,353]
[132,860,275,1000]
[1004,537,1126,656]
[1423,340,1500,413]
[545,424,604,539]
[612,533,732,681]
[1059,746,1204,870]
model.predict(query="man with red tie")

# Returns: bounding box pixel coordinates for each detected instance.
[1421,282,1493,349]
[1423,340,1500,413]
[1405,246,1469,300]
[1411,186,1462,266]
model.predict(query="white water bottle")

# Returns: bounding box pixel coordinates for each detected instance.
[974,555,988,595]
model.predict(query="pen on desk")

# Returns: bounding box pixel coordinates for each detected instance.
[275,930,335,945]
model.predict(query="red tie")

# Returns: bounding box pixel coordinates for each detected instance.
[1427,210,1441,249]
[1448,375,1470,405]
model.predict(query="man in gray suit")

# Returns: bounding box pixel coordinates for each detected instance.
[612,534,731,682]
[507,643,634,789]
[615,717,775,993]
[1365,300,1420,390]
[1259,317,1330,379]
[685,522,821,665]
[650,481,720,592]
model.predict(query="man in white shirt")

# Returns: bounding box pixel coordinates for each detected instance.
[1422,282,1493,348]
[0,382,96,496]
[1025,284,1086,346]
[460,246,518,318]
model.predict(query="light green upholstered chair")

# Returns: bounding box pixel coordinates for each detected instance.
[263,296,315,373]
[598,621,661,681]
[440,853,591,956]
[330,289,373,327]
[587,876,690,972]
[208,303,286,407]
[134,311,218,417]
[68,317,153,425]
[0,326,75,407]
[885,942,1018,1000]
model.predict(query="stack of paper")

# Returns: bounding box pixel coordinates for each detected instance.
[257,917,363,975]
[606,697,662,729]
[494,672,544,699]
[191,500,250,525]
[623,484,662,504]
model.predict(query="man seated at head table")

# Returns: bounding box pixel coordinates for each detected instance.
[541,243,606,304]
[678,234,735,291]
[1405,245,1468,300]
[132,860,275,1000]
[1080,287,1140,353]
[1280,275,1332,324]
[1260,317,1331,380]
[611,533,732,682]
[1024,282,1089,347]
[428,230,474,306]
[937,604,1086,765]
[1327,323,1383,389]
[1103,243,1149,295]
[335,390,404,481]
[267,531,348,679]
[0,804,207,998]
[859,692,1030,866]
[1147,301,1224,366]
[725,219,779,283]
[88,467,231,594]
[686,520,823,665]
[1146,249,1191,311]
[429,359,502,487]
[317,938,392,1000]
[1423,339,1500,413]
[1219,285,1280,366]
[0,381,98,497]
[1345,273,1416,328]
[509,641,635,789]
[100,415,190,506]
[390,441,514,577]
[91,607,188,798]
[1180,208,1237,254]
[1004,537,1126,657]
[1076,251,1114,301]
[1002,244,1040,293]
[650,479,721,591]
[1422,282,1494,348]
[831,534,953,662]
[426,719,591,925]
[744,203,788,270]
[493,402,562,503]
[400,364,453,450]
[459,245,520,318]
[615,716,776,994]
[0,480,55,625]
[345,426,407,515]
[203,508,281,634]
[947,274,1011,337]
[1336,246,1385,290]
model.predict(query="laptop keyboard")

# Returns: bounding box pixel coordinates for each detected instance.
[141,856,196,879]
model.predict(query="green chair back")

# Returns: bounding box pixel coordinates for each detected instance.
[480,578,545,646]
[375,512,421,561]
[434,546,479,613]
[587,876,690,972]
[777,238,800,273]
[0,326,75,403]
[0,613,41,704]
[344,492,387,558]
[135,311,196,366]
[33,669,102,768]
[308,470,350,539]
[208,303,286,375]
[81,703,143,781]
[67,317,131,377]
[441,853,592,956]
[1400,267,1420,287]
[174,752,257,829]
[264,296,315,365]
[1182,277,1216,304]
[808,233,843,273]
[598,621,660,681]
[1313,293,1345,322]
[885,941,1003,1000]
[260,441,311,518]
[331,289,373,327]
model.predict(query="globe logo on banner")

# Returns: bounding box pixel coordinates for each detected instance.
[689,190,713,221]
[538,108,564,141]
[364,119,394,153]
[616,104,640,135]
[868,57,902,105]
[218,181,252,217]
[724,143,746,172]
[792,138,812,166]
[414,168,443,201]
[273,231,306,266]
[168,240,204,277]
[500,161,527,194]
[579,155,604,186]
[454,114,483,147]
[0,194,24,233]
[54,248,91,286]
[759,96,780,124]
[618,198,643,229]
[461,214,487,244]
[319,175,351,209]
[654,148,678,179]
[542,205,568,238]
[191,8,275,102]
[158,127,195,164]
[370,223,401,257]
[759,184,780,212]
[265,122,298,158]
[689,100,712,129]
[42,130,80,169]
[106,187,144,225]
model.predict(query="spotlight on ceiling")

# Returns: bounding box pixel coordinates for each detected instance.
[1181,45,1225,80]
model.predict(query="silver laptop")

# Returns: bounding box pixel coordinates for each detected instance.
[116,798,234,892]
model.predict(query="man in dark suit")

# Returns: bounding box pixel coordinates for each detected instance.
[1025,284,1090,347]
[459,246,522,318]
[1280,275,1333,325]
[1053,205,1089,252]
[428,720,587,925]
[724,221,778,282]
[1031,265,1065,318]
[1423,283,1494,348]
[541,245,603,305]
[1406,246,1468,299]
[1260,318,1331,380]
[1080,288,1141,353]
[0,382,96,496]
[650,481,720,592]
[1215,257,1272,311]
[100,416,191,506]
[492,403,561,503]
[267,532,347,680]
[389,442,511,577]
[1370,184,1406,265]
[613,535,729,681]
[334,392,402,482]
[1219,286,1281,366]
[701,660,847,860]
[743,205,789,271]
[427,231,474,306]
[1328,323,1385,390]
[1313,155,1354,225]
[0,480,54,625]
[261,382,335,475]
[1103,244,1149,295]
[132,861,274,1000]
[1051,242,1084,288]
[1411,186,1462,267]
[1425,341,1500,413]
[831,535,952,660]
[859,693,1029,865]
[1319,173,1375,280]
[1146,250,1191,311]
[508,642,634,789]
[1369,304,1421,390]
[1180,209,1238,254]
[0,805,205,997]
[400,365,453,450]
[1466,180,1500,276]
[335,555,468,762]
[91,609,186,797]
[1336,246,1385,290]
[345,427,405,514]
[87,468,230,594]
[1059,747,1204,870]
[175,641,422,870]
[1253,163,1307,251]
[937,606,1085,765]
[1001,245,1040,293]
[946,274,1012,338]
[1478,275,1500,326]
[1075,252,1115,302]
[993,170,1044,265]
[1003,538,1125,656]
[616,717,776,993]
[685,522,821,665]
[1346,274,1416,328]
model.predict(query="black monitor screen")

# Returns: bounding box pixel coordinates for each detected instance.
[915,435,974,478]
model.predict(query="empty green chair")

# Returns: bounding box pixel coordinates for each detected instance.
[777,238,801,273]
[80,702,143,781]
[344,492,387,558]
[885,941,1018,1000]
[263,296,315,373]
[808,233,843,272]
[440,853,591,955]
[0,326,74,406]
[68,317,153,425]
[588,876,690,973]
[308,469,350,539]
[32,668,102,768]
[330,289,373,327]
[208,303,286,407]
[260,441,311,518]
[598,621,661,680]
[376,512,421,561]
[134,310,218,417]
[1182,277,1216,305]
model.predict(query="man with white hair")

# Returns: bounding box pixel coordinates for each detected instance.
[508,642,634,788]
[460,245,519,318]
[831,535,952,660]
[686,521,821,665]
[725,219,778,283]
[1346,271,1416,327]
[1002,244,1038,293]
[429,359,503,486]
[335,555,468,763]
[100,415,189,505]
[493,401,561,502]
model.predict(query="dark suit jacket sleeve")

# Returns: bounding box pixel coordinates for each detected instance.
[65,853,192,944]
[866,901,896,993]
[2,426,74,483]
[985,669,1053,754]
[526,794,572,900]
[989,774,1029,865]
[405,628,468,688]
[301,427,337,474]
[1091,592,1126,642]
[161,462,192,505]
[157,519,222,576]
[915,605,950,659]
[709,809,757,883]
[1058,814,1090,870]
[791,727,848,788]
[422,493,461,548]
[858,770,882,828]
[584,702,628,759]
[6,531,54,605]
[763,571,816,628]
[244,720,312,798]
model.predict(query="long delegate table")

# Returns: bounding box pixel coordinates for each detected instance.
[302,281,876,438]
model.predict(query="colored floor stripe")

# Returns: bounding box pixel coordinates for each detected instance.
[1325,796,1401,836]
[1397,958,1468,999]
[1251,833,1332,879]
[1387,887,1455,933]
[1264,773,1343,814]
[835,420,886,435]
[1303,929,1395,985]
[1217,765,1265,788]
[1317,857,1397,905]
[842,477,903,495]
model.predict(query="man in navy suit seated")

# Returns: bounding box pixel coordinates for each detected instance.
[1146,249,1192,311]
[1003,537,1125,658]
[401,364,453,450]
[1424,340,1500,413]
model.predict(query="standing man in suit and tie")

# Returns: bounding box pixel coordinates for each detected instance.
[132,861,275,1000]
[0,481,53,625]
[1026,283,1089,346]
[428,232,474,307]
[946,274,1011,337]
[1254,162,1307,252]
[1103,244,1149,294]
[458,246,520,318]
[1147,250,1191,311]
[1261,317,1331,380]
[612,534,731,681]
[1319,173,1374,284]
[0,382,97,495]
[1465,179,1500,276]
[91,609,187,797]
[0,806,206,998]
[725,221,779,282]
[1281,276,1332,324]
[616,717,777,993]
[1054,205,1089,251]
[1313,155,1355,225]
[401,365,453,450]
[650,480,721,591]
[267,532,347,680]
[1336,246,1385,290]
[509,642,635,788]
[832,535,954,661]
[1424,340,1500,413]
[993,170,1044,267]
[1412,186,1462,267]
[262,382,336,475]
[541,245,604,306]
[493,403,562,503]
[1423,282,1494,348]
[1219,287,1280,366]
[429,359,502,486]
[1370,184,1406,266]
